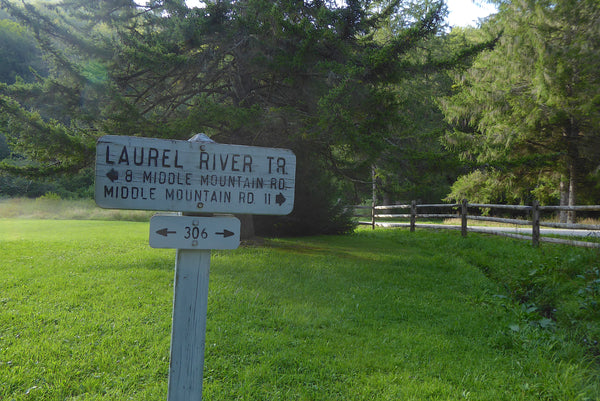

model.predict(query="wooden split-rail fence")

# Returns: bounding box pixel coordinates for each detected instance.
[353,200,600,248]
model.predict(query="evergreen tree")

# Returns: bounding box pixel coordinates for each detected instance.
[372,24,487,204]
[0,0,451,233]
[0,17,46,84]
[441,0,600,218]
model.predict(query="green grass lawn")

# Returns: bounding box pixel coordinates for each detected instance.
[1,218,599,400]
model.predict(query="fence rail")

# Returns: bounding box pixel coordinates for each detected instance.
[353,200,600,248]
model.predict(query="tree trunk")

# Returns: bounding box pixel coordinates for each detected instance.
[567,161,576,224]
[237,214,255,241]
[382,193,391,206]
[559,178,568,223]
[559,161,577,224]
[371,165,377,230]
[565,120,579,224]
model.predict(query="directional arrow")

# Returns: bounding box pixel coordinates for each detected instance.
[215,229,235,238]
[156,228,177,237]
[275,193,286,206]
[106,168,119,182]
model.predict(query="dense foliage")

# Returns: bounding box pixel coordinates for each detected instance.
[0,16,46,84]
[0,0,460,235]
[1,0,598,232]
[441,0,600,211]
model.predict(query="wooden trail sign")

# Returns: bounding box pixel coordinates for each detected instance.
[94,134,296,401]
[95,135,296,215]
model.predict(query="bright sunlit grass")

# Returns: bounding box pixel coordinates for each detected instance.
[1,219,598,400]
[0,197,153,221]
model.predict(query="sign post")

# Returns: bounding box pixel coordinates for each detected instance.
[94,134,296,401]
[168,248,211,400]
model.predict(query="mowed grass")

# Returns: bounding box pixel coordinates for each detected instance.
[0,197,153,221]
[1,219,599,400]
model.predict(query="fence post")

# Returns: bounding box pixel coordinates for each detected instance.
[461,199,468,237]
[410,200,416,232]
[532,200,540,247]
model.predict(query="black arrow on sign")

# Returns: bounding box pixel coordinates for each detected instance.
[156,228,176,237]
[106,168,119,182]
[215,229,235,238]
[275,193,286,206]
